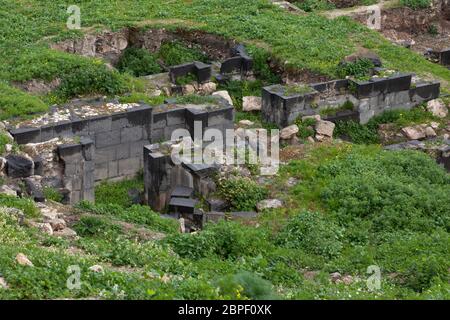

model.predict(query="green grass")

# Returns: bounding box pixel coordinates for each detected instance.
[1,0,449,120]
[334,106,441,144]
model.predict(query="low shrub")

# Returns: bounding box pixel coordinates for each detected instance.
[116,47,162,76]
[73,216,122,238]
[337,58,374,79]
[319,149,450,235]
[276,211,343,258]
[158,41,208,66]
[43,187,63,203]
[218,177,268,211]
[216,271,278,300]
[167,220,270,260]
[400,0,431,9]
[0,82,48,120]
[0,194,39,218]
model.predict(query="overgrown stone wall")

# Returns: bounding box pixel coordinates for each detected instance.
[9,99,234,204]
[262,75,440,127]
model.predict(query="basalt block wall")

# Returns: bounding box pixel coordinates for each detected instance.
[57,139,95,204]
[9,102,234,204]
[10,104,154,183]
[262,76,441,127]
[143,145,218,212]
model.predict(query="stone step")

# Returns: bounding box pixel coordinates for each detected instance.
[169,197,198,214]
[171,186,194,199]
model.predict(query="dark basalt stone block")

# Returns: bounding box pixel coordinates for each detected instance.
[182,163,219,178]
[53,120,73,138]
[439,49,450,66]
[169,197,198,214]
[186,108,208,138]
[23,178,45,203]
[220,55,253,75]
[350,80,375,98]
[386,73,412,93]
[310,79,349,93]
[169,61,212,84]
[207,198,228,212]
[205,211,226,223]
[323,110,360,123]
[414,82,440,100]
[9,127,41,145]
[33,156,44,176]
[171,186,194,198]
[125,104,153,127]
[57,143,82,159]
[70,118,88,136]
[6,155,34,178]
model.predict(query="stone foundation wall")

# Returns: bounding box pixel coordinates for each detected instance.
[10,104,153,183]
[143,144,218,212]
[262,76,440,127]
[9,100,234,204]
[57,138,95,204]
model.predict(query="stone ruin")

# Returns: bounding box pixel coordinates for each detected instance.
[6,97,234,206]
[262,71,440,127]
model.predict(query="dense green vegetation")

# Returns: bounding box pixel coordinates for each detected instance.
[334,106,440,144]
[400,0,431,10]
[0,0,449,301]
[1,142,448,299]
[0,0,449,120]
[116,47,162,77]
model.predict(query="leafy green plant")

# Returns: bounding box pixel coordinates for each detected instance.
[216,271,278,300]
[116,47,162,76]
[400,0,431,9]
[0,82,48,120]
[337,58,374,79]
[293,0,335,12]
[0,194,39,218]
[295,117,317,139]
[276,211,343,258]
[95,177,143,208]
[73,216,122,238]
[175,73,197,85]
[158,41,208,66]
[218,177,268,211]
[43,187,63,203]
[218,80,263,110]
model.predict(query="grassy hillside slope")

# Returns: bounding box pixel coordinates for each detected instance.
[0,0,449,120]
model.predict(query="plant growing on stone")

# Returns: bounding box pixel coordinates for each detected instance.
[295,117,316,139]
[337,58,374,80]
[43,187,63,203]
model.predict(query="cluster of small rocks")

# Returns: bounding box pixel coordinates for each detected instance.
[28,203,77,238]
[180,82,217,96]
[279,115,335,144]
